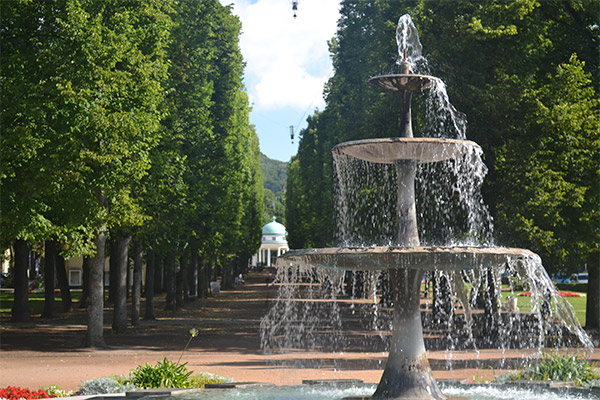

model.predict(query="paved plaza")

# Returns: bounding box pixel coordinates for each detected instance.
[1,271,597,391]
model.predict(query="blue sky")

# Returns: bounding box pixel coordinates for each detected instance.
[221,0,341,162]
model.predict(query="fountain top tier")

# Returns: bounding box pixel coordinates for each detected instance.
[279,246,538,272]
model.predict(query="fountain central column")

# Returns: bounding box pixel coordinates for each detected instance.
[373,269,444,399]
[395,159,419,247]
[371,74,446,399]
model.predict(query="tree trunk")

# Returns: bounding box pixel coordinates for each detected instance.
[108,240,117,302]
[131,239,143,326]
[112,233,131,333]
[144,249,156,320]
[177,250,186,305]
[164,250,177,312]
[55,251,73,312]
[126,256,131,299]
[160,256,166,293]
[83,231,108,348]
[222,259,234,290]
[432,271,453,329]
[41,240,56,319]
[188,248,198,300]
[213,256,219,282]
[586,260,600,331]
[182,248,191,302]
[11,239,30,322]
[79,257,91,309]
[198,258,208,298]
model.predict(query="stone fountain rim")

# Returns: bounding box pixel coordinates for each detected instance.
[368,73,442,92]
[278,246,539,271]
[332,137,481,164]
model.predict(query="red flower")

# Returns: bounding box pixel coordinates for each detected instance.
[0,386,55,400]
[556,291,584,297]
[518,291,583,297]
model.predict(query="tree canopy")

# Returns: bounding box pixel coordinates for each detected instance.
[1,0,262,336]
[287,0,599,278]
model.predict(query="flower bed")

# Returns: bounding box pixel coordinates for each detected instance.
[0,386,55,400]
[518,291,584,297]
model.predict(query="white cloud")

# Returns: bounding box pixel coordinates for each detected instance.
[223,0,340,111]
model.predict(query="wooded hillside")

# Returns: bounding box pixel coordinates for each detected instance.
[261,153,287,224]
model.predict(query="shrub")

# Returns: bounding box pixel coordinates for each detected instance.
[130,357,193,389]
[43,386,73,398]
[76,376,137,395]
[0,386,53,400]
[511,352,600,386]
[187,372,232,388]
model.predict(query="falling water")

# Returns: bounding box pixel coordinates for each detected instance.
[261,254,592,366]
[332,144,493,247]
[396,14,467,140]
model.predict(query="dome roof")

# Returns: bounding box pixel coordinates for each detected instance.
[262,216,286,236]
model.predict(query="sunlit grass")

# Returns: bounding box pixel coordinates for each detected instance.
[499,290,587,326]
[419,282,587,326]
[0,290,83,316]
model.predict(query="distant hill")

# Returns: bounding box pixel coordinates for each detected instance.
[261,153,287,195]
[261,153,287,224]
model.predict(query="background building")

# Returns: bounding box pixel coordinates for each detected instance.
[252,216,289,267]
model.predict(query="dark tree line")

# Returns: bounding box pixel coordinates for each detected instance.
[286,1,598,329]
[1,0,263,347]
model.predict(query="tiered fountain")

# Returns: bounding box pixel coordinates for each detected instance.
[272,14,590,400]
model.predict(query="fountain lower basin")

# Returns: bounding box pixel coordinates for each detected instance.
[278,246,537,399]
[279,246,537,272]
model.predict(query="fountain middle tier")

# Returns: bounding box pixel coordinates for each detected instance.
[278,246,538,272]
[333,138,480,164]
[369,74,440,92]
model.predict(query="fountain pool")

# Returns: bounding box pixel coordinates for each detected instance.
[154,383,599,400]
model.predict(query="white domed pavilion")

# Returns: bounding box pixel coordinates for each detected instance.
[252,216,289,267]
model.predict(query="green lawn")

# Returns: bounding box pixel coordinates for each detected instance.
[0,290,83,317]
[420,282,587,327]
[500,290,587,326]
[2,287,588,326]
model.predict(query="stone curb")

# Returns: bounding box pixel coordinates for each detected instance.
[45,379,600,400]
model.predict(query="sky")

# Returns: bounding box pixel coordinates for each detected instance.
[220,0,341,162]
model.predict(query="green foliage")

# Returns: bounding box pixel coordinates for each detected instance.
[510,353,600,386]
[129,357,193,389]
[263,188,286,225]
[76,376,137,395]
[286,113,335,249]
[495,55,599,272]
[145,0,261,268]
[187,372,231,388]
[287,0,598,275]
[261,153,287,224]
[1,0,174,254]
[261,153,288,194]
[43,386,73,398]
[2,0,261,333]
